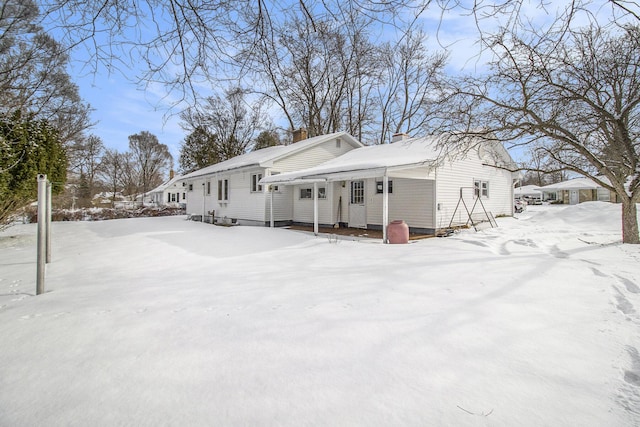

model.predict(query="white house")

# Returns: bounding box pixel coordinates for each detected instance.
[540,176,617,204]
[145,174,187,208]
[178,132,363,225]
[261,134,518,240]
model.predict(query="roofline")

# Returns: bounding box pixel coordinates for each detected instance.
[260,160,435,185]
[181,132,363,180]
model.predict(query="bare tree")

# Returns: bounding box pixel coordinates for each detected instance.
[68,134,104,196]
[377,29,449,144]
[447,23,640,243]
[40,0,424,105]
[99,149,124,206]
[128,131,173,195]
[180,88,266,160]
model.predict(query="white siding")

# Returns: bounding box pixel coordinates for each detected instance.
[264,186,294,223]
[366,178,436,229]
[292,184,333,225]
[213,168,267,223]
[435,153,513,227]
[273,137,356,172]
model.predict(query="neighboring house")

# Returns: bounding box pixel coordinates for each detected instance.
[147,174,187,208]
[540,177,618,204]
[178,132,363,225]
[261,133,518,239]
[514,185,543,203]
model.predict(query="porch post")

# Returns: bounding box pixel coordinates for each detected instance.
[270,185,274,228]
[383,173,389,243]
[313,182,319,235]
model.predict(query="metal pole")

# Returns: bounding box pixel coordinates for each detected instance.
[46,181,52,263]
[383,174,389,244]
[270,186,274,228]
[202,182,206,222]
[313,182,319,236]
[36,174,47,295]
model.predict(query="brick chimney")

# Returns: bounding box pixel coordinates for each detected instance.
[391,133,410,143]
[292,128,308,143]
[169,169,175,180]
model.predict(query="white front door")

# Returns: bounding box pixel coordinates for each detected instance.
[349,180,366,228]
[570,190,579,205]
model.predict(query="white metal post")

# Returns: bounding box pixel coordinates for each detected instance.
[270,186,274,228]
[313,182,319,236]
[36,174,47,295]
[202,182,206,222]
[383,174,389,243]
[46,181,52,263]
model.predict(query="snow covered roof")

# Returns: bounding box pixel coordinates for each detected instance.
[540,176,611,191]
[148,175,183,194]
[514,185,542,197]
[180,132,362,180]
[261,135,514,184]
[260,136,445,183]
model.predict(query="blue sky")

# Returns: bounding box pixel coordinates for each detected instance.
[71,64,186,169]
[68,5,479,171]
[65,1,582,169]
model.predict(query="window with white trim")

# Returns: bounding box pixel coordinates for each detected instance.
[474,180,489,198]
[188,183,193,191]
[251,173,263,192]
[300,188,312,199]
[300,187,326,199]
[218,179,229,201]
[206,181,211,195]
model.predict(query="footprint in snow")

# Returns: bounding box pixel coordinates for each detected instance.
[550,245,569,259]
[616,275,640,294]
[613,286,635,315]
[624,346,640,387]
[513,238,538,248]
[590,267,609,278]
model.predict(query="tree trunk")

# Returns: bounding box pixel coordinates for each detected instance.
[621,199,640,244]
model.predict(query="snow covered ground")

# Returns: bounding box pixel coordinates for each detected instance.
[0,202,639,426]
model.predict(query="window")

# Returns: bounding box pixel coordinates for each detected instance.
[206,181,211,195]
[269,172,279,192]
[251,173,263,192]
[167,193,171,203]
[300,187,326,199]
[182,193,186,200]
[171,193,177,202]
[300,188,313,199]
[474,180,489,198]
[376,180,393,194]
[351,181,365,204]
[218,179,229,201]
[188,183,193,191]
